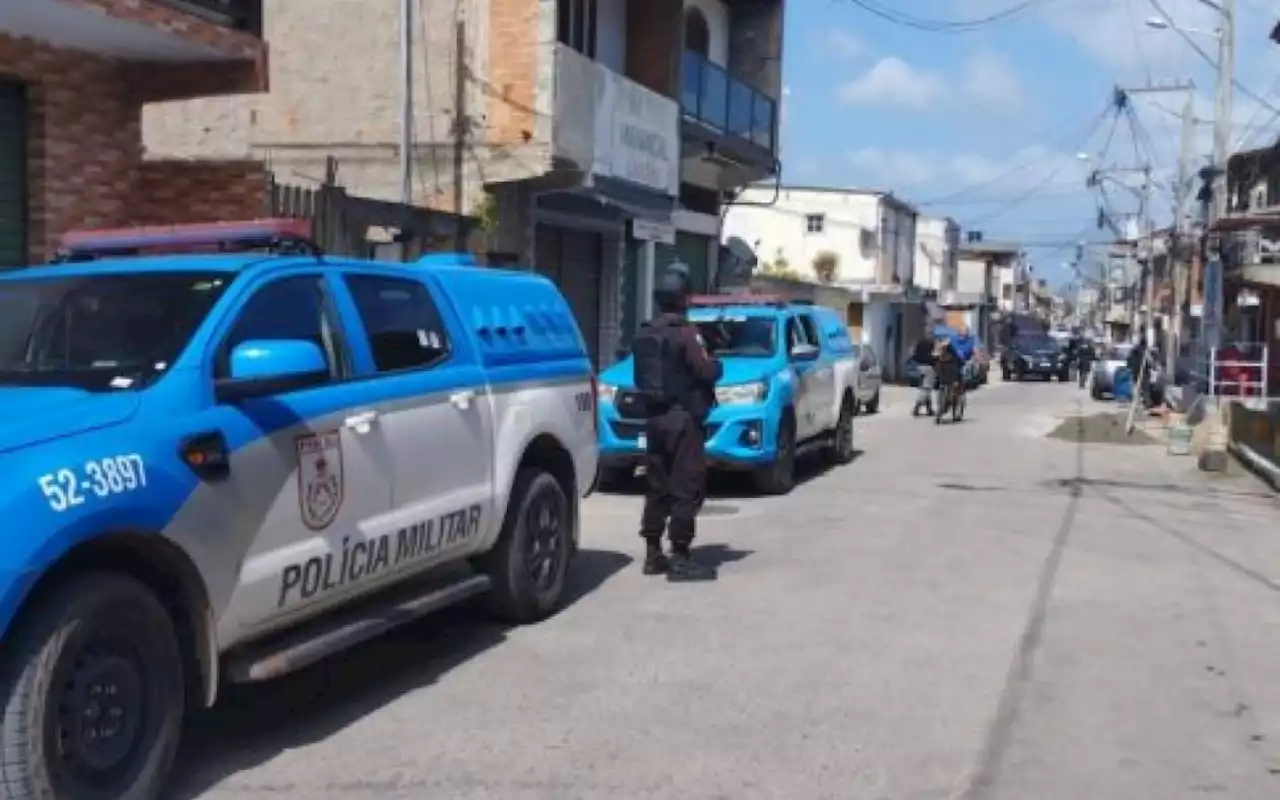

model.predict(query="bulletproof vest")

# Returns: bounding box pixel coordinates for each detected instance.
[630,315,696,416]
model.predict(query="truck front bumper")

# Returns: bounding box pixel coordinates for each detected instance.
[598,404,780,471]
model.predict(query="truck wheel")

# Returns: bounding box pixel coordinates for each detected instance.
[478,468,572,624]
[864,390,881,414]
[0,572,184,800]
[754,416,796,495]
[827,396,856,465]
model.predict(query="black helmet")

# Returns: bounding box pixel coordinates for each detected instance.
[654,266,691,313]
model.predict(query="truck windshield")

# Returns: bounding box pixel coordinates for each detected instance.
[0,272,233,392]
[695,318,777,357]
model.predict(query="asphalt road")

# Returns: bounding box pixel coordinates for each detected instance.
[170,381,1280,800]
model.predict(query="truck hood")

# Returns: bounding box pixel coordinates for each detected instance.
[0,387,140,454]
[598,356,777,389]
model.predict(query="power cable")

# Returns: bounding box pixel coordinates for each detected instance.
[839,0,1061,32]
[917,101,1117,206]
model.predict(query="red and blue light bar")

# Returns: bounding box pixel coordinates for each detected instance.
[57,218,315,258]
[689,294,789,307]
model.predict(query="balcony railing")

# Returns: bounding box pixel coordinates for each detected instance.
[160,0,262,35]
[680,51,776,154]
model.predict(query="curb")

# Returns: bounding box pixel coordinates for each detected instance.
[1228,440,1280,493]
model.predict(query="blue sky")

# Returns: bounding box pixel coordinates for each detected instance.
[779,0,1280,289]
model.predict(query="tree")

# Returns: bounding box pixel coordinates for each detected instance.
[811,250,840,284]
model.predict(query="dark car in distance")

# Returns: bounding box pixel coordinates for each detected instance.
[1000,334,1070,382]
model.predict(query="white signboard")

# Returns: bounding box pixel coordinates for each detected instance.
[593,72,679,197]
[632,218,676,245]
[1201,256,1223,348]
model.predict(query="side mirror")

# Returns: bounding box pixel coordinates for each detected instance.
[790,343,819,362]
[215,339,329,403]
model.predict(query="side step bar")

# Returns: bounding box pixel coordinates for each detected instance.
[225,573,493,683]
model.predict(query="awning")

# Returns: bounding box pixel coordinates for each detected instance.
[583,175,675,223]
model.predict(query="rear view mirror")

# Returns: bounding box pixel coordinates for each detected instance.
[215,339,329,402]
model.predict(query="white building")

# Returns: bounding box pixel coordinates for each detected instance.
[914,215,960,294]
[722,184,922,373]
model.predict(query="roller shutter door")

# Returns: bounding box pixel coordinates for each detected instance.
[0,83,26,268]
[534,225,603,368]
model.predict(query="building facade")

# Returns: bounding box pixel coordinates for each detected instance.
[720,184,921,374]
[0,0,268,266]
[949,241,1021,347]
[913,214,959,294]
[144,0,784,368]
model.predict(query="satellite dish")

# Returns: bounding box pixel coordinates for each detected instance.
[717,236,758,290]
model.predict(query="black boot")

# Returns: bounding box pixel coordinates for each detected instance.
[642,540,669,575]
[666,545,717,582]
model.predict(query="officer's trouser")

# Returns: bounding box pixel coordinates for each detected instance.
[640,407,706,547]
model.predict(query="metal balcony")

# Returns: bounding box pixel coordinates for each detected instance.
[679,51,776,157]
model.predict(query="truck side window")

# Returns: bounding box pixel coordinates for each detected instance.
[344,275,451,373]
[797,314,821,349]
[217,276,347,380]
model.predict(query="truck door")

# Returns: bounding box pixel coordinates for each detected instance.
[338,272,496,565]
[199,273,396,644]
[785,315,819,440]
[797,312,836,432]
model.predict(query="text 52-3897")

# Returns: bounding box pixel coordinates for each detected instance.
[37,454,149,513]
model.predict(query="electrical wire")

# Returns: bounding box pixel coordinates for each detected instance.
[839,0,1061,32]
[916,101,1117,206]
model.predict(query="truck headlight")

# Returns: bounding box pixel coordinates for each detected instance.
[596,383,618,404]
[716,381,767,405]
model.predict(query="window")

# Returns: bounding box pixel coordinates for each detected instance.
[797,314,820,346]
[345,275,450,373]
[557,0,597,58]
[805,214,825,234]
[219,276,346,381]
[0,272,232,392]
[694,317,776,357]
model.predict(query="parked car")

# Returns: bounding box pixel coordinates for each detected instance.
[0,221,600,799]
[597,296,860,495]
[1090,343,1132,399]
[1000,334,1071,381]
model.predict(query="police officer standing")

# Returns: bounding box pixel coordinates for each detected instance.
[630,267,722,582]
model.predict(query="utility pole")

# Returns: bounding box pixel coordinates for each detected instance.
[399,0,414,207]
[1205,0,1236,350]
[452,18,468,249]
[1171,86,1196,373]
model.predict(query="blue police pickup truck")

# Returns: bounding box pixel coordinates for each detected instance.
[0,220,599,800]
[596,295,861,495]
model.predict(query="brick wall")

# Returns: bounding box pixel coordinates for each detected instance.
[488,0,538,145]
[132,160,269,225]
[0,32,267,261]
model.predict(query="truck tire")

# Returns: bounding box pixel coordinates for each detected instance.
[826,395,856,465]
[864,390,881,414]
[478,468,572,624]
[754,415,796,495]
[0,572,184,800]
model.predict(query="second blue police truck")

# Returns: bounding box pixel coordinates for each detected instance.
[596,295,865,494]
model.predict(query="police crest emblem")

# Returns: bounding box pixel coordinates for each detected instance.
[297,431,344,530]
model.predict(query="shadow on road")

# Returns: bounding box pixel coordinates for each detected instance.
[691,543,754,569]
[165,548,631,800]
[600,450,864,500]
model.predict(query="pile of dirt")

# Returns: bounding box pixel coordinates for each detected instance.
[1046,412,1159,446]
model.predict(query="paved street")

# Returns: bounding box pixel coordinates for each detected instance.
[170,381,1280,800]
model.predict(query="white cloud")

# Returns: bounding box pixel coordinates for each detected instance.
[838,57,946,110]
[959,49,1025,111]
[837,51,1027,113]
[822,29,866,59]
[847,144,1093,199]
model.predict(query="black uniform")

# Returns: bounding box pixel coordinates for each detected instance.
[630,273,723,581]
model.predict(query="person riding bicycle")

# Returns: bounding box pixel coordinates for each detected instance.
[951,324,977,389]
[934,334,964,393]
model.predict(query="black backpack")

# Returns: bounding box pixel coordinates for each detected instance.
[621,320,683,418]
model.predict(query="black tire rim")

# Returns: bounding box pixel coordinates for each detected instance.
[49,636,151,795]
[836,405,854,458]
[523,483,568,596]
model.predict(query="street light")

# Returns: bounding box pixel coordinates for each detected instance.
[1144,16,1221,36]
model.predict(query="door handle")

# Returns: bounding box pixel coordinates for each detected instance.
[343,410,378,433]
[450,389,476,410]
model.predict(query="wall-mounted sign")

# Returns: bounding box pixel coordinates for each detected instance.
[594,72,679,197]
[632,218,676,245]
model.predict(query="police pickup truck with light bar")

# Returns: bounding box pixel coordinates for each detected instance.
[595,295,860,494]
[0,220,598,799]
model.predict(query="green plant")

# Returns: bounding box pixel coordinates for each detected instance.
[473,194,499,234]
[757,248,801,281]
